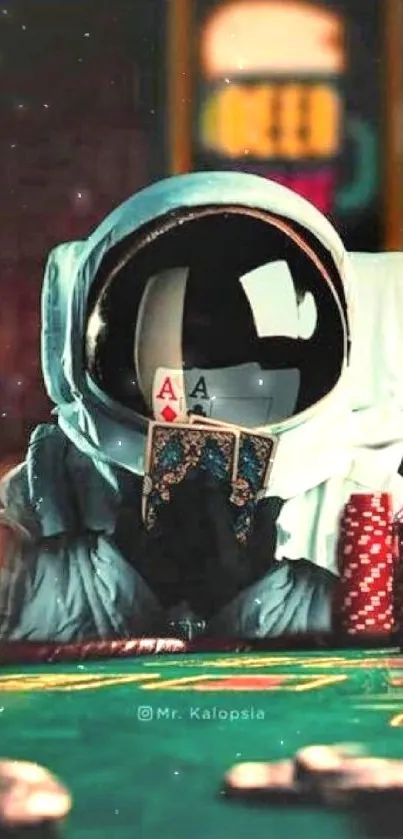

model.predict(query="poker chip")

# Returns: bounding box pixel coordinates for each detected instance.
[224,761,295,797]
[393,517,403,635]
[0,761,71,825]
[334,494,395,638]
[321,757,403,806]
[224,746,403,807]
[293,746,345,788]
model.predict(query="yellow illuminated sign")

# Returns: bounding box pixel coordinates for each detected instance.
[201,1,346,77]
[200,82,341,161]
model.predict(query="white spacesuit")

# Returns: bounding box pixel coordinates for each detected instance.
[349,252,403,457]
[1,171,403,642]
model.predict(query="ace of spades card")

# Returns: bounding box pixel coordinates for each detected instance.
[188,414,277,543]
[142,421,240,531]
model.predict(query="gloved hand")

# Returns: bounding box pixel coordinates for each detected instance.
[114,474,283,617]
[155,472,283,620]
[113,493,185,610]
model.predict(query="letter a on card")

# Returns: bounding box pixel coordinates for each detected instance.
[152,368,187,423]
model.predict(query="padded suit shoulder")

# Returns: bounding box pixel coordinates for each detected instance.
[0,425,162,642]
[1,423,123,540]
[0,461,38,539]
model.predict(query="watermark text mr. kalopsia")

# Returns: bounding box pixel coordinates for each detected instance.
[136,705,265,722]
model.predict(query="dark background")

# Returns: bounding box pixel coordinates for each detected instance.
[191,0,386,251]
[0,0,167,458]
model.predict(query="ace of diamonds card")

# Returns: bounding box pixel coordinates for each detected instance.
[152,369,187,424]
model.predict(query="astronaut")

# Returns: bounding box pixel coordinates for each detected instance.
[1,171,403,642]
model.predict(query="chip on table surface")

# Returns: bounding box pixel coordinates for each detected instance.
[0,760,71,826]
[225,743,403,805]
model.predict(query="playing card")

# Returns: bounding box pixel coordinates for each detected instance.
[188,414,277,543]
[231,430,277,543]
[184,365,300,427]
[188,415,276,488]
[188,415,276,486]
[152,368,187,424]
[232,431,277,499]
[142,421,240,530]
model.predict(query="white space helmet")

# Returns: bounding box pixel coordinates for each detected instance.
[85,204,348,430]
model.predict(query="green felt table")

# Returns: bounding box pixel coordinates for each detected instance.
[1,648,403,839]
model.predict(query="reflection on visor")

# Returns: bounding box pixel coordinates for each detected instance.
[151,364,301,427]
[184,364,301,427]
[241,262,317,340]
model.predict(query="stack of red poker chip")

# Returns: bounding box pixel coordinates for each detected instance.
[393,509,403,636]
[335,493,394,638]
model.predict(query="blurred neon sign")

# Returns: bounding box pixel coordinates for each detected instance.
[197,0,347,211]
[201,1,346,77]
[200,82,341,160]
